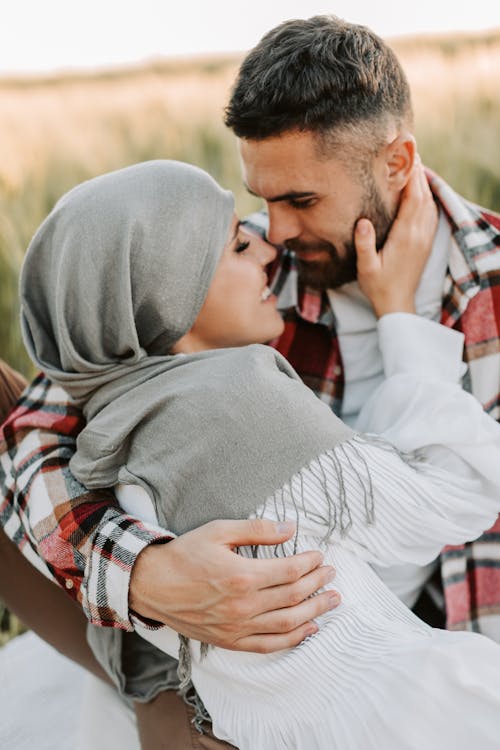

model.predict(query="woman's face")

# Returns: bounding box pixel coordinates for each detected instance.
[173,215,284,352]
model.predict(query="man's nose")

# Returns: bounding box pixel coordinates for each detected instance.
[266,205,301,246]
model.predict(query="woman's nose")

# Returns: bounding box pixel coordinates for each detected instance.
[256,236,277,265]
[245,232,277,265]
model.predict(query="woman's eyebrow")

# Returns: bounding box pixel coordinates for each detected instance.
[231,221,242,242]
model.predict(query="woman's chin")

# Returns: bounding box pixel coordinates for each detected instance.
[253,318,285,345]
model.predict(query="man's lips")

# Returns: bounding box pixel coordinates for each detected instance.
[294,249,331,262]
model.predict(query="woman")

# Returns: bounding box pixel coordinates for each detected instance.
[18,160,500,748]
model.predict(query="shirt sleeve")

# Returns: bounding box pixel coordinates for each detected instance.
[343,314,500,566]
[359,313,499,482]
[0,374,173,631]
[377,312,467,383]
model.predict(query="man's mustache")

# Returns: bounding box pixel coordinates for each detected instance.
[285,239,338,257]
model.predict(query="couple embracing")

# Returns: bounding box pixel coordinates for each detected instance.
[2,15,500,750]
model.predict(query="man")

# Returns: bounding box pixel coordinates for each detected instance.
[224,15,500,633]
[2,13,500,748]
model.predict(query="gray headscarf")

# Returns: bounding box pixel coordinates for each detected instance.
[21,160,234,404]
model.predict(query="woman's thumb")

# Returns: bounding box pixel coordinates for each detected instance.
[354,218,378,273]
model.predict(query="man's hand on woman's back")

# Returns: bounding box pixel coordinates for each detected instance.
[129,518,339,652]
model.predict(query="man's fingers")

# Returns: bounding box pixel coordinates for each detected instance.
[208,518,297,547]
[236,589,342,652]
[240,548,325,590]
[235,622,320,653]
[235,623,320,653]
[354,218,379,273]
[249,563,336,614]
[248,589,341,636]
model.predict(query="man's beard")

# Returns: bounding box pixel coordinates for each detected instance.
[287,177,394,291]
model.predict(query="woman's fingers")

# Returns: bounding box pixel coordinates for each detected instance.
[390,160,435,241]
[355,157,438,317]
[354,218,379,276]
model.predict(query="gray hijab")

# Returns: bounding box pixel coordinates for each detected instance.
[21,160,234,405]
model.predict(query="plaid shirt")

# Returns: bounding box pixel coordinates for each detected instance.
[0,376,171,630]
[1,171,499,634]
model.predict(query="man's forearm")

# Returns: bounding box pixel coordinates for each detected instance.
[0,374,172,629]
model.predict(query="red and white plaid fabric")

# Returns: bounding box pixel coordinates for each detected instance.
[0,375,171,630]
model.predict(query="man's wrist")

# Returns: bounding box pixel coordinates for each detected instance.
[129,539,174,623]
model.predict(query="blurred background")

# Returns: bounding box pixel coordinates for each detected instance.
[1,0,500,640]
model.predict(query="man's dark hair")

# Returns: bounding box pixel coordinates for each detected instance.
[225,15,413,155]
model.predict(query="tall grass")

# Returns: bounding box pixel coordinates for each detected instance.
[0,58,260,373]
[1,30,500,643]
[393,32,500,209]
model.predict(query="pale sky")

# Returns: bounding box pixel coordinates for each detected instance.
[2,0,500,74]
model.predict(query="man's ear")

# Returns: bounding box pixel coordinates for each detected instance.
[383,132,416,192]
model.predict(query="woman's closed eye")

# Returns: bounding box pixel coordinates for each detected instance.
[235,240,250,254]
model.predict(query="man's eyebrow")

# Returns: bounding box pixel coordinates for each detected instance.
[244,183,316,203]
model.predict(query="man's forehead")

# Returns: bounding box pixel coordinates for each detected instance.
[239,131,318,166]
[240,151,347,203]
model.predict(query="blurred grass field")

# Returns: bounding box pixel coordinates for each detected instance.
[1,29,500,642]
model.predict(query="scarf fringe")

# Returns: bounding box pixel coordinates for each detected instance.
[175,432,413,722]
[255,433,409,555]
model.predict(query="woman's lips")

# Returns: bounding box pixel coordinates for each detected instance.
[260,286,277,304]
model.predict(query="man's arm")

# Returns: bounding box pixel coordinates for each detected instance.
[1,374,339,647]
[1,373,171,630]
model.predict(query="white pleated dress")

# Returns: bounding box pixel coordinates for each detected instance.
[122,319,500,750]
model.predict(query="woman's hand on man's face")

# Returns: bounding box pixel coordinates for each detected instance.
[129,518,340,652]
[354,159,439,318]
